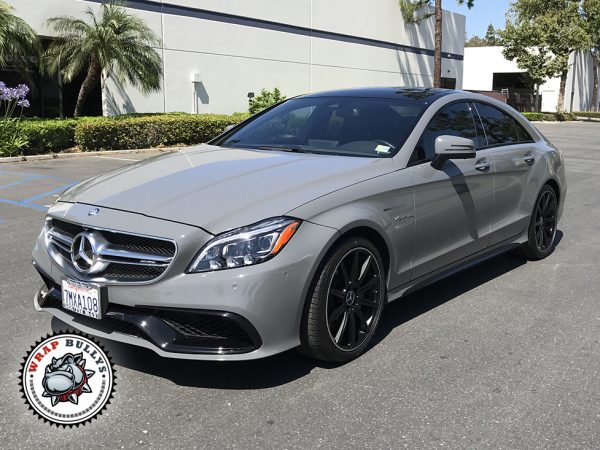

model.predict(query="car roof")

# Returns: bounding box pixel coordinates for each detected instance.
[299,87,459,104]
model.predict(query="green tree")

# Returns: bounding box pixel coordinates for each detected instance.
[500,0,590,111]
[400,0,474,88]
[0,0,40,68]
[248,88,286,114]
[44,1,163,117]
[583,0,600,111]
[484,23,500,46]
[465,35,486,47]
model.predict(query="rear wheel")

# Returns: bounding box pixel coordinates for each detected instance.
[521,184,558,260]
[300,237,385,363]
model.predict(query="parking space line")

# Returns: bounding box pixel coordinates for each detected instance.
[0,175,47,190]
[19,182,76,204]
[0,198,48,211]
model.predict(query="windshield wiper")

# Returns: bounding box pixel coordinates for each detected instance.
[257,145,314,153]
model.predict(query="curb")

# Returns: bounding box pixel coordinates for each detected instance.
[0,147,181,164]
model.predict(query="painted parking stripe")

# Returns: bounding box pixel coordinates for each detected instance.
[0,174,47,190]
[19,182,76,204]
[0,198,48,211]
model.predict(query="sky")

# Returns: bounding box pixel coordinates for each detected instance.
[442,0,512,38]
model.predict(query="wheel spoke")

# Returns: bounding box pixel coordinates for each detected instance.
[357,276,379,294]
[356,309,369,331]
[536,228,544,248]
[338,263,350,286]
[357,295,378,308]
[358,255,372,283]
[334,311,348,343]
[328,304,346,325]
[542,193,551,213]
[349,250,360,282]
[347,312,356,347]
[329,289,345,299]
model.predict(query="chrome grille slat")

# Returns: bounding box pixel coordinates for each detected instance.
[46,218,177,283]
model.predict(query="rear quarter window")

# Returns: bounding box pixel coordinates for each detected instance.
[474,102,519,146]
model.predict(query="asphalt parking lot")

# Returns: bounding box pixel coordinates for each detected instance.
[1,123,599,449]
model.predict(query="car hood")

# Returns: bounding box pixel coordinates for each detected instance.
[60,145,395,233]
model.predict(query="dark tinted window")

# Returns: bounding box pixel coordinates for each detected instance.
[219,97,426,158]
[515,120,534,142]
[412,102,477,162]
[474,102,519,146]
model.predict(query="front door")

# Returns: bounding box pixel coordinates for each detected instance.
[409,101,495,279]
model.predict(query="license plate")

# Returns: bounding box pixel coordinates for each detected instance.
[61,279,103,320]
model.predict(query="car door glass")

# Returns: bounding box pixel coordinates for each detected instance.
[514,120,534,143]
[474,103,519,146]
[412,102,477,163]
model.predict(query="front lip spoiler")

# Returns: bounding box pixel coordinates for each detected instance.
[33,264,262,356]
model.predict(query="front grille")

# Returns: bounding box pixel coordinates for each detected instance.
[46,218,176,283]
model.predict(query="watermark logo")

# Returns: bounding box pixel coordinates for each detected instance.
[19,332,115,427]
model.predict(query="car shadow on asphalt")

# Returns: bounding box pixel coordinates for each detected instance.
[52,232,562,390]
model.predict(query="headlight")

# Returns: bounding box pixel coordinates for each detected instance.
[187,217,301,273]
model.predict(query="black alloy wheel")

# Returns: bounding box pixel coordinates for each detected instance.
[522,184,559,260]
[326,248,382,350]
[300,237,385,362]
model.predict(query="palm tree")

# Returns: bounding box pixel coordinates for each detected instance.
[400,0,474,88]
[0,0,40,68]
[45,1,163,117]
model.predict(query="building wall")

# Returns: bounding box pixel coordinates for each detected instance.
[9,0,466,115]
[464,46,599,112]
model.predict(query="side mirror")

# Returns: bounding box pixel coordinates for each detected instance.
[431,135,476,170]
[223,124,236,133]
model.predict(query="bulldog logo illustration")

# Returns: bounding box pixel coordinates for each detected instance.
[20,333,115,427]
[41,352,95,406]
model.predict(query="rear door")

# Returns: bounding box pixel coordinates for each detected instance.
[472,102,537,244]
[409,101,495,279]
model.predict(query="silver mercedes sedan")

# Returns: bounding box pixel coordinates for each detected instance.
[32,88,566,362]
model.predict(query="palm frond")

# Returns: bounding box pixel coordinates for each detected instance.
[0,0,41,68]
[44,0,163,93]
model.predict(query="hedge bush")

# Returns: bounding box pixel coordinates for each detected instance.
[20,119,79,155]
[2,112,251,156]
[574,111,600,119]
[74,113,250,151]
[522,112,576,122]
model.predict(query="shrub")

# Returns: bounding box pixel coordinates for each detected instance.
[248,88,286,114]
[75,113,250,151]
[522,112,576,122]
[20,119,78,155]
[574,111,600,119]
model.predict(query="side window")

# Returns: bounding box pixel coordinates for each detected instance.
[474,102,519,146]
[412,102,477,162]
[514,120,534,143]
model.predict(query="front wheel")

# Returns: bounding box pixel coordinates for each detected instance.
[521,184,558,260]
[300,237,385,363]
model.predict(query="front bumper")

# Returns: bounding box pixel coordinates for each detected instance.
[32,202,338,360]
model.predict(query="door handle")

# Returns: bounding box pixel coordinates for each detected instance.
[475,158,490,172]
[523,153,535,165]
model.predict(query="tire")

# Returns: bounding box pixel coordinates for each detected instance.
[521,184,559,260]
[300,237,385,363]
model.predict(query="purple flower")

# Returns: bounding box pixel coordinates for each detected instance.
[15,84,29,99]
[17,99,30,108]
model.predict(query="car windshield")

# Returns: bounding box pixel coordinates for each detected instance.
[216,96,427,158]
